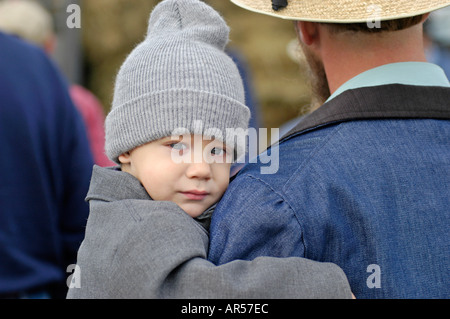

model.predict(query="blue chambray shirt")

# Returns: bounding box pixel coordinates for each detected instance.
[208,62,450,299]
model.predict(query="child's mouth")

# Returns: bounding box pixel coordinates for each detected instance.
[181,190,209,200]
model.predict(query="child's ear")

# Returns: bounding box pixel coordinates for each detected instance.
[118,151,131,164]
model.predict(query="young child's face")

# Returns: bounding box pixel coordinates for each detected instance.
[119,134,232,218]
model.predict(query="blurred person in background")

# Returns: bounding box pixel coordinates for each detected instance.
[0,0,114,167]
[0,31,93,298]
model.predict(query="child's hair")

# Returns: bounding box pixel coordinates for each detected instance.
[105,0,250,164]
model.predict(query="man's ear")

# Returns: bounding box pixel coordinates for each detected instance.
[421,13,430,24]
[295,21,320,46]
[118,151,131,164]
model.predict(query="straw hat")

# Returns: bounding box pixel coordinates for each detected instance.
[230,0,450,23]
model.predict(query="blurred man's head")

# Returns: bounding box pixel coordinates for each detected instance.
[230,0,449,106]
[0,0,55,53]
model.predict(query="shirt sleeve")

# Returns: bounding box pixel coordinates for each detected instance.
[67,200,352,299]
[208,173,305,265]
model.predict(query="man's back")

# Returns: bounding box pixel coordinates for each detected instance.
[209,84,450,298]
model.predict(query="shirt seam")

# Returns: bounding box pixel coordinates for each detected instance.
[284,124,344,190]
[279,125,345,256]
[243,173,307,256]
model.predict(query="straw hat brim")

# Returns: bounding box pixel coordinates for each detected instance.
[230,0,450,23]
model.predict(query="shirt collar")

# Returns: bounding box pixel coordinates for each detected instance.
[281,84,450,142]
[327,62,450,102]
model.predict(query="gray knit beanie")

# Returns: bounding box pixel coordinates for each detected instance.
[105,0,250,163]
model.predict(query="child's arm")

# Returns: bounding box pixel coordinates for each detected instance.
[67,200,351,298]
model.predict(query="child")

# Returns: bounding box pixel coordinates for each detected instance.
[103,0,251,229]
[67,0,352,299]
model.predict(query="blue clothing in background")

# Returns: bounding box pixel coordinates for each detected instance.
[0,33,93,297]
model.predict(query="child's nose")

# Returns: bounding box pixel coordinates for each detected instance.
[185,161,212,180]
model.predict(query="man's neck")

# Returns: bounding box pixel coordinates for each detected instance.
[321,24,428,94]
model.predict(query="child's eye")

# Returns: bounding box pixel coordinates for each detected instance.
[169,142,187,151]
[211,147,225,156]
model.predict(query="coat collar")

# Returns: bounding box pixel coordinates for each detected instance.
[86,165,151,202]
[281,84,450,142]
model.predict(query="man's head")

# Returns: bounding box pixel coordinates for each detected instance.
[230,0,450,104]
[294,13,429,105]
[0,0,55,53]
[294,22,330,107]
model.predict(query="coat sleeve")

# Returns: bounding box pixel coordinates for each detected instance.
[67,200,352,299]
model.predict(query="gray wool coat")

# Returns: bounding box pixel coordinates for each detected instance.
[67,166,352,299]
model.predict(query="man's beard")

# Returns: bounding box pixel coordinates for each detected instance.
[300,42,331,112]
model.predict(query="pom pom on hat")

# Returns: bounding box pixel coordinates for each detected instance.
[147,0,229,50]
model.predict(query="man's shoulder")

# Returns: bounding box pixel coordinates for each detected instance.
[231,123,341,187]
[229,83,450,199]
